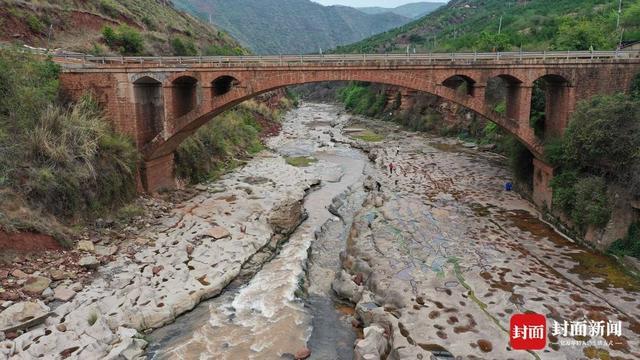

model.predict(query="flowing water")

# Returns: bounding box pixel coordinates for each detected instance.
[148,103,367,359]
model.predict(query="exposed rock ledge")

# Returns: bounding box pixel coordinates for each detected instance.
[0,153,315,360]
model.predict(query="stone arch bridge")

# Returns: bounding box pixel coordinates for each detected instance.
[58,52,640,207]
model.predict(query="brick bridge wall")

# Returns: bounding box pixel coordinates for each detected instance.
[58,59,640,207]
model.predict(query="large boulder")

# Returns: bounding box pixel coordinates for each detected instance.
[269,197,305,235]
[331,270,363,303]
[354,324,389,360]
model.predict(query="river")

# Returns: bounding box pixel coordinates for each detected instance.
[147,102,640,359]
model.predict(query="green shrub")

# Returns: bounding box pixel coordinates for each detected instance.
[551,173,610,230]
[175,107,263,184]
[141,16,156,31]
[26,14,45,33]
[337,82,388,117]
[573,176,611,229]
[102,25,144,55]
[609,222,640,259]
[171,37,198,56]
[550,170,578,211]
[99,0,119,18]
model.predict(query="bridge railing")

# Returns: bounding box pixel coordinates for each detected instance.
[53,50,639,67]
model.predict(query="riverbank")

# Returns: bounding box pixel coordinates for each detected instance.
[331,116,640,359]
[0,147,317,358]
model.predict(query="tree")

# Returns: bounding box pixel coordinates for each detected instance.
[562,94,640,179]
[475,31,512,52]
[554,18,610,50]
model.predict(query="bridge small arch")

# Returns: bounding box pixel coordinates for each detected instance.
[133,76,164,145]
[212,76,239,97]
[171,76,199,118]
[484,74,525,121]
[530,74,571,140]
[443,75,477,96]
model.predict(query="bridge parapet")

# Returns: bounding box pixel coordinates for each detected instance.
[55,51,639,69]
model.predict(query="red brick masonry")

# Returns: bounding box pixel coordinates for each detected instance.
[58,58,640,205]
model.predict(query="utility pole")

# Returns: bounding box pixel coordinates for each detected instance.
[47,24,53,52]
[616,0,622,30]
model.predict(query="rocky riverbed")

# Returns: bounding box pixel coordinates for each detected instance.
[1,102,639,360]
[331,118,640,359]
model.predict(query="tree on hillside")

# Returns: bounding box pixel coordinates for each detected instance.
[554,18,610,50]
[475,31,512,52]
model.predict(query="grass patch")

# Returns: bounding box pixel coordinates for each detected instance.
[116,204,144,222]
[285,156,317,167]
[354,130,384,142]
[87,312,99,326]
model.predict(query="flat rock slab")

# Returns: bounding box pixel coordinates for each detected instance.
[95,245,118,257]
[53,286,76,302]
[79,256,99,269]
[205,226,231,240]
[0,301,50,333]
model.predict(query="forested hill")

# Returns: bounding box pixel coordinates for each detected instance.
[0,0,246,56]
[172,0,412,54]
[334,0,640,54]
[357,2,445,19]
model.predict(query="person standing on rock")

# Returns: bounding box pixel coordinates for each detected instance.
[396,145,400,156]
[376,181,382,192]
[389,162,394,176]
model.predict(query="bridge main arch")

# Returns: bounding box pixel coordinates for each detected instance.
[135,67,553,196]
[144,68,541,162]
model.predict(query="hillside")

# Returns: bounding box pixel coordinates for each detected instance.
[335,0,640,53]
[0,0,246,56]
[172,0,411,54]
[357,2,445,19]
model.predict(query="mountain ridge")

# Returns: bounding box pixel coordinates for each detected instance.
[334,0,640,54]
[172,0,415,54]
[357,2,445,19]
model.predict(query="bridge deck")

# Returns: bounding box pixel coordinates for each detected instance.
[54,51,640,69]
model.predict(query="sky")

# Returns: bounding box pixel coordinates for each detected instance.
[312,0,445,7]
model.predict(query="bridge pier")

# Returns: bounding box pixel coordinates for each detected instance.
[141,154,176,193]
[532,158,554,209]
